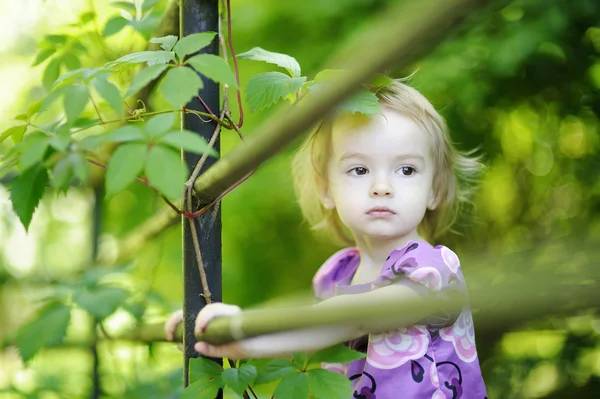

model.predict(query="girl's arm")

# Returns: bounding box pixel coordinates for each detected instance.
[194,284,430,360]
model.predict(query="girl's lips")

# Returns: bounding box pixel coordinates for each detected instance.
[367,207,396,216]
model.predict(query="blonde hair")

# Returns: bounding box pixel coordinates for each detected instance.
[291,79,483,245]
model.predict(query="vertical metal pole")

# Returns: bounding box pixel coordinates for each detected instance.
[90,186,104,399]
[180,0,222,391]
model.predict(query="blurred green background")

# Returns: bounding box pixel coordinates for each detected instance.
[1,0,599,398]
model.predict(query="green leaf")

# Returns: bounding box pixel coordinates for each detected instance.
[43,57,62,90]
[103,16,129,37]
[49,124,71,151]
[16,302,71,363]
[93,75,123,115]
[19,134,49,171]
[189,357,223,381]
[73,285,129,319]
[142,0,163,12]
[109,50,175,67]
[70,152,90,183]
[308,344,367,365]
[158,66,203,109]
[293,352,307,369]
[105,142,147,196]
[145,144,187,199]
[105,125,146,143]
[129,14,160,39]
[125,64,169,97]
[32,48,56,67]
[52,155,75,192]
[79,11,96,25]
[0,125,27,145]
[111,1,137,14]
[45,34,68,46]
[221,365,257,395]
[187,54,238,88]
[174,31,217,59]
[338,89,381,115]
[182,378,223,399]
[150,35,178,51]
[159,130,217,156]
[145,113,175,138]
[245,72,306,111]
[27,101,42,118]
[253,358,299,385]
[38,87,66,115]
[273,371,309,399]
[63,85,89,125]
[61,53,81,71]
[307,369,352,399]
[238,47,302,77]
[10,164,49,230]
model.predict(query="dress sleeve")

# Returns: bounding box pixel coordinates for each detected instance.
[312,248,359,301]
[372,241,468,329]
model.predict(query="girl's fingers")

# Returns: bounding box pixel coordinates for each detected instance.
[164,309,184,341]
[194,303,241,335]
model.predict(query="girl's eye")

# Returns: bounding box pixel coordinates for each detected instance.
[350,167,368,175]
[399,166,415,176]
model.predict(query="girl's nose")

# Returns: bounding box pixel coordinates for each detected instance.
[370,180,393,197]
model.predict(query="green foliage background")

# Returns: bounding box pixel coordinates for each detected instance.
[0,0,599,398]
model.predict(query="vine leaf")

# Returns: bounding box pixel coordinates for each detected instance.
[307,369,353,399]
[187,54,238,88]
[0,125,27,145]
[159,67,203,109]
[73,285,129,320]
[125,64,169,97]
[93,75,123,115]
[338,89,381,115]
[189,357,224,381]
[103,16,129,37]
[108,50,175,67]
[32,47,56,67]
[221,365,257,396]
[145,144,187,199]
[111,1,137,15]
[19,133,49,171]
[182,378,223,399]
[159,130,218,156]
[150,35,178,52]
[63,84,89,125]
[252,358,300,384]
[273,371,309,399]
[238,47,302,78]
[185,357,224,399]
[308,344,367,365]
[245,72,306,112]
[16,302,71,363]
[9,163,49,230]
[43,57,62,90]
[145,113,176,138]
[173,31,217,59]
[105,142,147,196]
[104,125,146,143]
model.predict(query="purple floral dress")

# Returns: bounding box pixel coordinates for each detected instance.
[312,240,487,399]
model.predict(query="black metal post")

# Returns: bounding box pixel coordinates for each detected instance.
[180,0,222,391]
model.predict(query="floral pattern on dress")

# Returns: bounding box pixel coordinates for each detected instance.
[440,246,460,273]
[408,266,444,292]
[367,325,429,369]
[440,312,478,363]
[323,362,347,375]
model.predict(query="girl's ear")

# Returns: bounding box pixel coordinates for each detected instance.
[316,176,336,210]
[427,189,439,211]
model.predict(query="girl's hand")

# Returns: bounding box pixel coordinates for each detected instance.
[164,309,183,342]
[194,303,247,359]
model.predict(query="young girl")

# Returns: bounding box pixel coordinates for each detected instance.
[166,80,487,398]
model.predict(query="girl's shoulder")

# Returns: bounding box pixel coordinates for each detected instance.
[312,247,360,300]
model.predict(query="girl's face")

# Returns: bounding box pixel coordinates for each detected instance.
[322,108,437,243]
